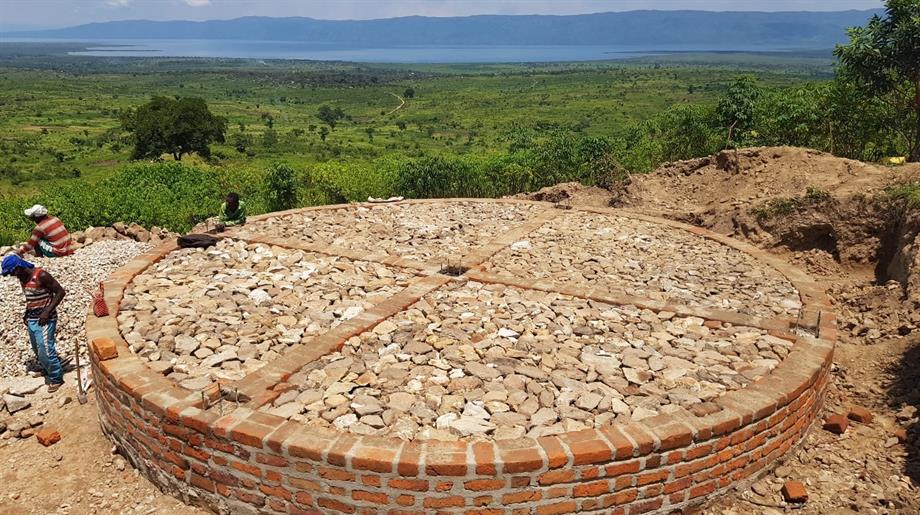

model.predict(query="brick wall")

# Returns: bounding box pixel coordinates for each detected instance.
[87,200,836,515]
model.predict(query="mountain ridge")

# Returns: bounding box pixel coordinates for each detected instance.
[7,10,883,48]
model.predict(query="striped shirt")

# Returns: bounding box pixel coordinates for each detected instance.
[19,215,73,256]
[22,268,56,320]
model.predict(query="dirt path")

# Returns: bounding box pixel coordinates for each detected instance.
[385,92,406,116]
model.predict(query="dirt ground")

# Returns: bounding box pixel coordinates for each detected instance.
[0,376,205,515]
[1,147,917,514]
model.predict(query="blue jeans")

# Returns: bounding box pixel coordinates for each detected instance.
[27,318,63,385]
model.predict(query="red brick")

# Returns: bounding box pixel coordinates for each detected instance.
[36,428,61,447]
[259,485,293,501]
[510,476,531,488]
[539,469,575,485]
[398,442,422,476]
[600,426,636,459]
[690,481,716,499]
[782,481,808,503]
[294,492,313,506]
[471,495,492,507]
[536,501,577,515]
[502,490,542,504]
[602,488,638,507]
[352,447,396,473]
[823,414,848,434]
[353,490,388,504]
[256,453,288,467]
[605,459,641,477]
[395,495,415,506]
[289,477,322,491]
[847,406,873,424]
[573,480,610,497]
[423,496,465,509]
[465,479,504,491]
[538,437,569,468]
[636,469,669,486]
[229,420,270,448]
[361,475,381,487]
[318,497,356,513]
[389,478,428,492]
[664,477,691,494]
[687,443,713,460]
[425,442,468,476]
[569,439,613,465]
[548,486,568,498]
[189,473,216,493]
[628,498,663,514]
[473,442,497,475]
[92,337,118,361]
[326,434,359,467]
[318,467,355,482]
[501,447,543,473]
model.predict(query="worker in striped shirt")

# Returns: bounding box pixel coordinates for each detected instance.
[1,254,67,392]
[15,204,73,258]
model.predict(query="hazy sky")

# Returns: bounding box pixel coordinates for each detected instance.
[0,1,885,29]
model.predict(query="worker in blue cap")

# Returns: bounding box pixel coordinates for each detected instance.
[1,255,67,392]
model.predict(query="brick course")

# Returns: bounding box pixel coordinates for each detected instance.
[88,200,835,514]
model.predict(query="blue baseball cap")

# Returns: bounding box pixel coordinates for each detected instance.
[1,255,34,276]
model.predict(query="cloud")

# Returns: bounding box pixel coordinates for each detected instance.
[106,0,133,6]
[182,0,211,6]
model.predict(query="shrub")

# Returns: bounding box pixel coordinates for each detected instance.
[395,155,490,199]
[264,163,298,212]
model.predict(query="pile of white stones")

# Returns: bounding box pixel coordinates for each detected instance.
[0,240,150,377]
[240,201,541,263]
[267,282,794,441]
[118,239,414,389]
[486,211,801,318]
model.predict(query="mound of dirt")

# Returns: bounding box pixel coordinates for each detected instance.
[614,146,900,218]
[512,181,614,208]
[615,146,920,304]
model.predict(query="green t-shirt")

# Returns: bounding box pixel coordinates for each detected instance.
[219,200,247,226]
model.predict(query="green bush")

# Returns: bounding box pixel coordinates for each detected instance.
[264,163,298,212]
[395,155,490,199]
[0,162,230,245]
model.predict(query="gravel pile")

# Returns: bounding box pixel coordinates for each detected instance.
[265,282,793,441]
[0,240,151,377]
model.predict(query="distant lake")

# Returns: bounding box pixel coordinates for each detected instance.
[1,38,805,63]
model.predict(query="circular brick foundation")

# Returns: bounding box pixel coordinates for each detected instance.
[87,199,836,515]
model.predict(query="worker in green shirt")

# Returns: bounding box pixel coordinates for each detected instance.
[216,192,246,231]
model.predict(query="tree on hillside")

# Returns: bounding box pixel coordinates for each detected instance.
[264,163,298,212]
[319,126,330,142]
[316,105,345,130]
[835,0,920,161]
[404,87,415,99]
[121,97,227,161]
[716,76,761,144]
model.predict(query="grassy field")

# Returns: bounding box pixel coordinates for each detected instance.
[0,43,827,196]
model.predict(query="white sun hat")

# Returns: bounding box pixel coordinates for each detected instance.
[24,204,48,217]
